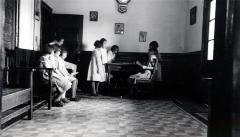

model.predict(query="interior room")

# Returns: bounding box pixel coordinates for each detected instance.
[0,0,239,137]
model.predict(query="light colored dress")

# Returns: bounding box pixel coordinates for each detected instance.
[153,53,162,81]
[64,61,77,73]
[100,48,108,81]
[129,61,156,84]
[148,51,162,81]
[154,61,162,81]
[39,55,71,93]
[87,48,105,82]
[56,56,76,82]
[107,50,116,63]
[101,48,108,65]
[129,55,159,84]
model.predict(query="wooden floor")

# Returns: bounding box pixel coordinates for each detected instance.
[1,95,207,137]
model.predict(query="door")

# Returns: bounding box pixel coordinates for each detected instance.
[198,0,217,105]
[41,1,53,49]
[53,14,83,64]
[201,0,216,77]
[207,0,236,136]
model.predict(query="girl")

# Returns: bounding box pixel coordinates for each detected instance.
[59,48,79,101]
[99,38,108,82]
[107,45,119,63]
[129,51,158,84]
[87,40,105,96]
[39,44,72,107]
[148,41,162,81]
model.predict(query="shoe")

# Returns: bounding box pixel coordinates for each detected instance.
[61,98,70,103]
[70,97,81,102]
[53,101,64,107]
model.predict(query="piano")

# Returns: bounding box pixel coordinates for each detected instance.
[105,62,142,93]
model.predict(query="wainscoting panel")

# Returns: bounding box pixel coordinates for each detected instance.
[6,49,208,103]
[78,51,205,99]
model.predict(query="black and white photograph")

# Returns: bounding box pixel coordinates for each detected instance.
[115,23,124,34]
[1,0,239,137]
[139,31,147,42]
[89,11,98,21]
[190,6,197,25]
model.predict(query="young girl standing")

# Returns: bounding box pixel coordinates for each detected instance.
[87,40,105,96]
[99,38,108,82]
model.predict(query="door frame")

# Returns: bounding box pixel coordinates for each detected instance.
[207,0,236,136]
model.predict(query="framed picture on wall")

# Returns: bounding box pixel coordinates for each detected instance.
[115,23,124,34]
[190,6,197,25]
[90,11,98,21]
[139,31,147,42]
[34,0,41,20]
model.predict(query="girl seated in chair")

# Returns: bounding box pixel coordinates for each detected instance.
[128,47,162,97]
[39,44,72,107]
[129,52,157,84]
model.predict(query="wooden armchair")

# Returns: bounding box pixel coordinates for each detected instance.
[133,64,158,96]
[1,67,34,129]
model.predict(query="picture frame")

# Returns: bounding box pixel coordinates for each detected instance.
[115,23,124,34]
[190,6,197,25]
[90,11,98,21]
[139,31,147,42]
[34,0,41,21]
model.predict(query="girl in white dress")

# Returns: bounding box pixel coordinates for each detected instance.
[107,45,119,63]
[99,38,108,82]
[148,41,162,81]
[39,44,71,107]
[129,54,158,84]
[87,40,105,95]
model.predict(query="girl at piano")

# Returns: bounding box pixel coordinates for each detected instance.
[107,45,119,63]
[87,40,106,96]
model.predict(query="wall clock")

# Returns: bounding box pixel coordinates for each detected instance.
[116,0,131,4]
[116,0,131,13]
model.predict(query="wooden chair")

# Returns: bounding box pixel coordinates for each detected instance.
[134,63,158,96]
[1,67,34,129]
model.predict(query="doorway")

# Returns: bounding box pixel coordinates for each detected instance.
[52,14,83,64]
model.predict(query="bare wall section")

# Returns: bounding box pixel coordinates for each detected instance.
[44,0,188,53]
[185,0,204,52]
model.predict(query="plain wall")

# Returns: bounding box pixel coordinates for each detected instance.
[44,0,188,53]
[185,0,204,52]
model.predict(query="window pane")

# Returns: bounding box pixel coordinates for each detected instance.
[207,40,214,60]
[210,0,216,20]
[208,20,215,40]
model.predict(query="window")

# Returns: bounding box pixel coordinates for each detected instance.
[207,0,216,60]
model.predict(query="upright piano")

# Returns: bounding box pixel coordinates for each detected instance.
[106,62,142,93]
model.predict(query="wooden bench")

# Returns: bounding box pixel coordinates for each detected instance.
[4,49,57,112]
[1,67,34,129]
[33,67,55,110]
